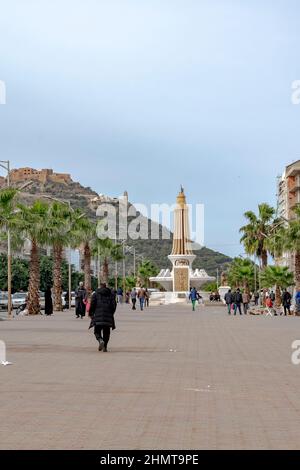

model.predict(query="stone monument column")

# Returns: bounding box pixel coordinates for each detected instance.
[168,187,195,292]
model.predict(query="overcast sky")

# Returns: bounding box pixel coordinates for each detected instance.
[0,0,300,257]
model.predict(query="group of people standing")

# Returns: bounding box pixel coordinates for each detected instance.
[224,289,250,315]
[224,288,293,316]
[116,286,150,311]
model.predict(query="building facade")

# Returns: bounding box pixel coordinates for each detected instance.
[276,160,300,272]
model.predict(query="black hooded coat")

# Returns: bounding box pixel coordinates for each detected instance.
[89,287,117,329]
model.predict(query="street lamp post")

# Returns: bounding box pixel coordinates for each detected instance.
[122,241,126,295]
[98,245,101,288]
[0,160,12,318]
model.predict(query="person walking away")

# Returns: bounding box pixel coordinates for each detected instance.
[233,288,243,315]
[138,287,146,311]
[189,287,198,311]
[282,289,292,316]
[270,290,275,302]
[117,287,123,304]
[125,291,130,304]
[242,291,250,315]
[131,288,137,310]
[75,282,87,318]
[144,288,150,307]
[89,283,117,352]
[45,285,53,316]
[224,289,233,315]
[254,291,259,306]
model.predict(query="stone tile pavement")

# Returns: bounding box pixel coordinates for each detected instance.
[1,303,300,449]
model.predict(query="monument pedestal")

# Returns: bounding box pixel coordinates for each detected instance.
[218,286,231,304]
[168,254,196,292]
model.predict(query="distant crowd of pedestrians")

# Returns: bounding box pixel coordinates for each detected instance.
[224,288,295,316]
[116,287,150,311]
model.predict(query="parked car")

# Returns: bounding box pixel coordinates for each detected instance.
[62,291,76,309]
[0,292,8,310]
[39,291,45,310]
[12,292,28,309]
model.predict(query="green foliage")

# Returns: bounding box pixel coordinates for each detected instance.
[240,203,279,266]
[227,257,255,291]
[138,259,159,287]
[202,282,218,292]
[0,253,29,292]
[40,256,53,290]
[260,265,294,290]
[125,276,136,290]
[285,205,300,253]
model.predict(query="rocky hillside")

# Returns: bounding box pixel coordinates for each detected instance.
[1,172,232,276]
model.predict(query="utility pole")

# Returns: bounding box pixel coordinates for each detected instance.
[133,247,136,278]
[0,160,12,318]
[122,241,126,294]
[216,267,219,289]
[7,161,12,318]
[98,246,101,288]
[68,247,72,310]
[254,256,257,293]
[115,237,118,290]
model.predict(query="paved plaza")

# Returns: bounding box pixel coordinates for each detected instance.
[1,304,300,450]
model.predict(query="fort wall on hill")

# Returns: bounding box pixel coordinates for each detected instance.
[9,167,72,185]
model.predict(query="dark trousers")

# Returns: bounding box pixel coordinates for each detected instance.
[132,298,136,310]
[145,298,149,307]
[243,303,249,315]
[94,325,111,346]
[284,305,291,316]
[234,303,242,315]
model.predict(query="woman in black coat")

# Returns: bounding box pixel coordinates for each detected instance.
[89,283,117,352]
[45,286,53,316]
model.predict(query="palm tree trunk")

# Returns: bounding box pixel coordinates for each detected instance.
[275,284,281,307]
[102,256,109,285]
[84,242,91,291]
[295,250,300,290]
[53,244,63,311]
[244,280,250,296]
[27,239,40,315]
[261,250,268,268]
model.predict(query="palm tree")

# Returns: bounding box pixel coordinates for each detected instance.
[92,238,123,285]
[18,201,49,315]
[47,202,73,311]
[240,203,277,268]
[72,217,96,291]
[0,188,21,313]
[0,188,20,243]
[260,265,294,307]
[0,187,19,227]
[284,205,300,290]
[227,258,254,293]
[138,259,159,287]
